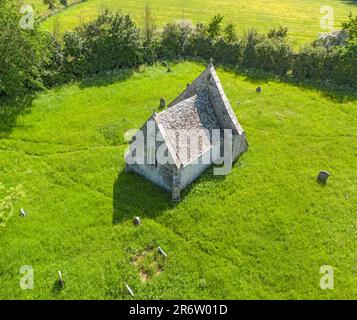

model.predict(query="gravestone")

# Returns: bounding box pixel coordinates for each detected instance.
[125,283,134,296]
[159,97,166,109]
[19,208,26,217]
[158,246,167,258]
[58,271,64,289]
[133,216,141,226]
[317,171,330,184]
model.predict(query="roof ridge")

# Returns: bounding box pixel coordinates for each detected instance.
[158,94,198,116]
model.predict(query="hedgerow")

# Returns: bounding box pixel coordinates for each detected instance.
[63,10,143,76]
[1,1,356,100]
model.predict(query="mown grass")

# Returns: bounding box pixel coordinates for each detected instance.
[38,0,357,46]
[0,62,356,299]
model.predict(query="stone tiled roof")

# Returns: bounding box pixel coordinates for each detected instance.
[169,64,244,136]
[155,92,220,167]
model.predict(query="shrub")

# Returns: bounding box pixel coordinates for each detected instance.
[252,37,293,75]
[223,22,238,43]
[63,11,143,76]
[0,0,54,98]
[142,4,159,64]
[241,29,292,75]
[41,36,68,87]
[207,14,224,40]
[267,26,288,39]
[43,0,57,10]
[59,0,68,7]
[292,41,357,87]
[292,46,327,81]
[314,30,349,49]
[323,40,357,87]
[241,29,266,69]
[342,13,357,40]
[211,39,243,66]
[158,20,194,59]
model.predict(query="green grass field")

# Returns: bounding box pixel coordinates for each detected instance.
[37,0,357,46]
[0,62,356,299]
[22,0,79,16]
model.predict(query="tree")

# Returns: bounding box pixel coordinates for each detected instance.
[43,0,57,10]
[342,13,357,40]
[60,0,68,8]
[267,26,288,39]
[0,0,54,98]
[63,11,143,75]
[158,20,194,59]
[207,14,224,39]
[142,4,158,63]
[224,22,237,43]
[143,4,156,45]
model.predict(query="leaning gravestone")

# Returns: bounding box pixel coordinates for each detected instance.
[125,283,134,296]
[159,97,166,109]
[158,246,168,258]
[317,171,330,184]
[19,208,26,217]
[58,271,65,289]
[133,216,141,226]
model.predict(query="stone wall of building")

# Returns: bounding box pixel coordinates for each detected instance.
[233,132,249,161]
[127,163,174,192]
[126,116,177,192]
[178,147,212,190]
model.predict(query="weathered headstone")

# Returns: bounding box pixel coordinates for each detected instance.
[19,208,26,217]
[58,271,64,289]
[317,171,330,184]
[125,283,134,296]
[159,97,166,109]
[157,246,168,258]
[133,216,141,226]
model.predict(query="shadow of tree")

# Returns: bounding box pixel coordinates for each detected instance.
[51,280,63,296]
[216,63,357,103]
[0,95,34,138]
[176,56,354,103]
[112,169,175,224]
[73,59,357,102]
[77,68,134,89]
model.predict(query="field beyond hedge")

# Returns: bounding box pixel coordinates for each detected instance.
[37,0,357,46]
[0,62,356,299]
